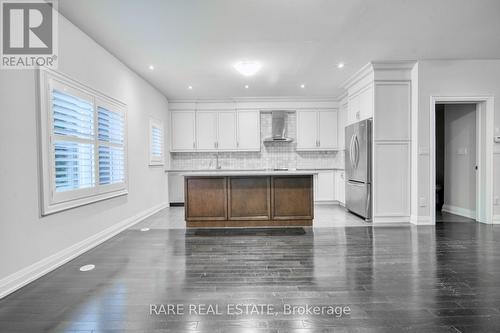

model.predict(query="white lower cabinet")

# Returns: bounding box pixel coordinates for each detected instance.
[314,171,335,202]
[334,170,345,205]
[168,172,184,203]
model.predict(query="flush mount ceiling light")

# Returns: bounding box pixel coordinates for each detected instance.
[337,62,345,69]
[148,65,155,70]
[244,85,249,89]
[234,61,262,77]
[300,84,305,88]
[140,227,150,232]
[188,85,193,90]
[79,264,95,272]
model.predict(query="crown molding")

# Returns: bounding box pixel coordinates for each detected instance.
[169,96,338,104]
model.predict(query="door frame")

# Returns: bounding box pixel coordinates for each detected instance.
[429,96,494,224]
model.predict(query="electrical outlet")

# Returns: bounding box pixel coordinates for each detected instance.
[419,197,427,207]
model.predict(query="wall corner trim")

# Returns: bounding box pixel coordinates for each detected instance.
[0,202,169,299]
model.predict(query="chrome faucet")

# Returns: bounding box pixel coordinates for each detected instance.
[215,153,221,169]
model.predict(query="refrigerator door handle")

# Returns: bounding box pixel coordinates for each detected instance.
[349,135,355,168]
[354,134,360,168]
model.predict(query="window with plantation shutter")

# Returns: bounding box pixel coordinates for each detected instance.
[149,118,164,165]
[39,69,128,215]
[98,105,125,184]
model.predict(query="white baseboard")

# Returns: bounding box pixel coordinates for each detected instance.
[410,215,433,225]
[442,204,476,219]
[0,202,168,299]
[373,216,411,224]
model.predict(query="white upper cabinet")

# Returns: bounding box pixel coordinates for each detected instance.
[170,109,261,152]
[297,111,318,150]
[318,111,338,149]
[348,85,373,125]
[217,111,237,150]
[297,110,338,151]
[196,111,217,150]
[237,110,261,151]
[171,111,196,151]
[338,100,347,150]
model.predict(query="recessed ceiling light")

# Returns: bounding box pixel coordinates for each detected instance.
[148,65,155,70]
[140,227,150,232]
[234,61,262,77]
[300,84,305,88]
[244,85,249,89]
[79,264,95,272]
[337,62,345,69]
[188,85,193,90]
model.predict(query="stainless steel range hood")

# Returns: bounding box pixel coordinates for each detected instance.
[264,111,294,142]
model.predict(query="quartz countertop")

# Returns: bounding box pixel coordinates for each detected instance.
[181,170,318,177]
[166,167,344,173]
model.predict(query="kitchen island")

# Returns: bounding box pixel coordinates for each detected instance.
[183,171,315,227]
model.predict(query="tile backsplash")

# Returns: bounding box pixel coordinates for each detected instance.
[170,112,344,170]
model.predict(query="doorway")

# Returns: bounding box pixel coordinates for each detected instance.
[435,103,477,222]
[430,96,494,225]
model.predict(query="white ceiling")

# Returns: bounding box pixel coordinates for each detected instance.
[58,0,500,100]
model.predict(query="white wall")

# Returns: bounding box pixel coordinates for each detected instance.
[443,104,477,215]
[415,60,500,221]
[0,14,169,296]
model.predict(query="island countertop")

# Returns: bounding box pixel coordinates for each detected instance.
[181,170,317,177]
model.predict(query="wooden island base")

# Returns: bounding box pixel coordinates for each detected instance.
[184,174,314,228]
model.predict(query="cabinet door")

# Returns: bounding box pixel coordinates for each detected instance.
[297,111,318,150]
[338,102,347,150]
[237,110,261,151]
[217,111,237,150]
[171,111,195,151]
[359,86,373,120]
[316,171,335,201]
[318,110,338,149]
[196,111,217,150]
[168,172,184,203]
[335,171,345,204]
[348,95,360,125]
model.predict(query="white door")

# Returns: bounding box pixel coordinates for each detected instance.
[171,111,195,151]
[237,110,261,151]
[316,171,335,201]
[318,110,338,149]
[196,111,217,150]
[217,111,237,150]
[297,111,318,150]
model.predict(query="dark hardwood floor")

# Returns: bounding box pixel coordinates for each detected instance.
[1,218,500,332]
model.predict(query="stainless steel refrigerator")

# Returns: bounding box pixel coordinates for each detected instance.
[345,119,372,221]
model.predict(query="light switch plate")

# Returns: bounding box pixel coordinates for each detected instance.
[494,136,500,143]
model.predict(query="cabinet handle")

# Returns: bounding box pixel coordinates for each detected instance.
[193,142,196,149]
[214,142,217,148]
[237,141,239,148]
[318,140,320,147]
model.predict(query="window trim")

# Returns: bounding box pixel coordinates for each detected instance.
[38,68,128,216]
[149,118,164,166]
